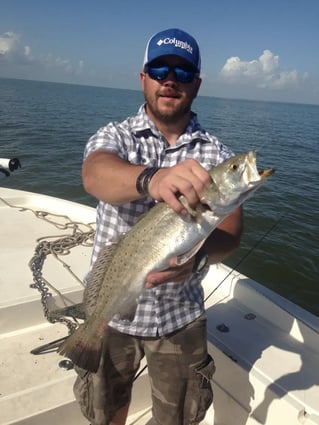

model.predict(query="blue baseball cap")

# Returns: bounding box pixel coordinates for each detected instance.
[143,28,201,73]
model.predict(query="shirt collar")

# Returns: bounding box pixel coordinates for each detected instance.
[132,104,211,144]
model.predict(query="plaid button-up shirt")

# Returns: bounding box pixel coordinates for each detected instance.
[84,104,233,337]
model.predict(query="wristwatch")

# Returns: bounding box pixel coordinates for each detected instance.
[193,249,209,276]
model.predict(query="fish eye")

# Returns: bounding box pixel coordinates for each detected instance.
[231,163,238,171]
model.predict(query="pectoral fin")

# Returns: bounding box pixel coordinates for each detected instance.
[179,195,198,217]
[175,240,206,266]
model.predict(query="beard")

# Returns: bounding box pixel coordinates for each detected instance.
[144,89,193,124]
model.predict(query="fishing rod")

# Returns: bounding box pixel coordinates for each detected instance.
[0,157,21,178]
[204,213,284,303]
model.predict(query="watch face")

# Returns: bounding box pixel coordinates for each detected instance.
[193,252,209,274]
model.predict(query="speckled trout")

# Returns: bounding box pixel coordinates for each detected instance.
[58,151,273,372]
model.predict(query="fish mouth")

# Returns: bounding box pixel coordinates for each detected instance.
[247,167,274,189]
[245,151,274,184]
[259,168,275,179]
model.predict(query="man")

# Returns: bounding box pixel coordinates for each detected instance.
[77,28,242,425]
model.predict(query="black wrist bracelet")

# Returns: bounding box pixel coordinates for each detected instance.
[136,168,149,195]
[136,167,159,196]
[142,167,159,195]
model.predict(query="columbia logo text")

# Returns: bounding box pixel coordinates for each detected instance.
[157,37,193,54]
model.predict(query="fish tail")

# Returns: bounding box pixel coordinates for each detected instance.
[58,322,106,373]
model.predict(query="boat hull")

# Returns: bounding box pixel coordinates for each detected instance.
[1,188,318,425]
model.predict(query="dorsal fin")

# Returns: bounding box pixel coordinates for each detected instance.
[83,237,123,316]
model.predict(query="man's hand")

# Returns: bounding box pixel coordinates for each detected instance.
[148,159,211,214]
[145,206,243,288]
[145,256,195,288]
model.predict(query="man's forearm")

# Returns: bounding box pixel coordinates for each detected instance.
[82,151,145,204]
[82,151,213,214]
[203,207,243,265]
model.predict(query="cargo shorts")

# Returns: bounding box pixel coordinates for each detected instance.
[73,315,215,425]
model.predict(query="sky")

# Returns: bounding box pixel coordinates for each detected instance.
[1,0,319,105]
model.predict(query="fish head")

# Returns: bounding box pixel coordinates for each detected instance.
[203,151,274,214]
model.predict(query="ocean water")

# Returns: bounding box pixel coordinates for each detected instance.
[1,78,318,316]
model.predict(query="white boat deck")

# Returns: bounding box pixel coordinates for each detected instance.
[1,187,319,425]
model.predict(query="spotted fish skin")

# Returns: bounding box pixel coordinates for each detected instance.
[58,151,273,372]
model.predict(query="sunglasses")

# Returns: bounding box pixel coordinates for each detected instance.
[146,64,199,83]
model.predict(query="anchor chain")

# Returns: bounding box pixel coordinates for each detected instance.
[28,218,95,335]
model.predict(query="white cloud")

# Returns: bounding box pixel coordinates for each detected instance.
[0,31,20,55]
[0,31,85,80]
[0,31,34,64]
[220,49,307,90]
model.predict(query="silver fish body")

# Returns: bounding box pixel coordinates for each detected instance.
[58,151,273,372]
